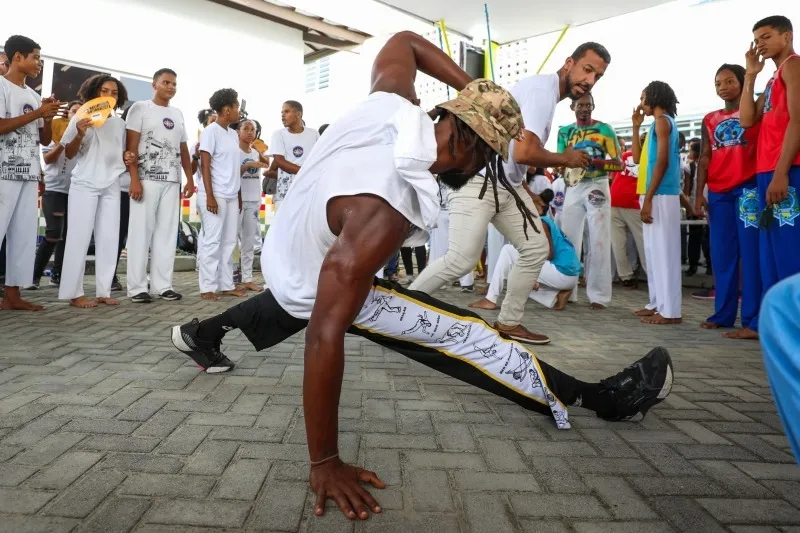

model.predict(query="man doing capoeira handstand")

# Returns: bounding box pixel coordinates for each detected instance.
[170,31,674,521]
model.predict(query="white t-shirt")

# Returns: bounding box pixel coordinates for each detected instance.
[267,127,319,202]
[125,100,188,182]
[263,92,439,319]
[198,122,240,200]
[42,142,76,194]
[528,173,551,195]
[240,147,262,203]
[0,77,44,181]
[502,73,560,188]
[61,115,127,190]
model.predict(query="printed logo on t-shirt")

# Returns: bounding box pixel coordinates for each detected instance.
[713,118,746,149]
[163,118,175,130]
[587,189,607,207]
[554,191,565,208]
[22,104,34,114]
[242,158,259,177]
[738,188,759,228]
[292,146,304,158]
[773,186,800,227]
[762,79,774,114]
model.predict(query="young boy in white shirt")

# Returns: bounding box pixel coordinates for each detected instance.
[197,88,246,300]
[0,35,62,310]
[58,75,128,308]
[267,100,318,211]
[125,68,195,303]
[237,119,267,291]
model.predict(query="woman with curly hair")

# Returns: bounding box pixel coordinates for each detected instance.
[58,74,129,308]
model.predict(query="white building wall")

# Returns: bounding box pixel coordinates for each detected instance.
[1,0,305,141]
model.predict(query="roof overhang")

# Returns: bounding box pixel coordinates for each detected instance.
[207,0,372,63]
[373,0,679,43]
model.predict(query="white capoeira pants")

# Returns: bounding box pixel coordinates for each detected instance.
[238,200,261,283]
[126,180,180,296]
[641,194,682,319]
[198,193,239,293]
[486,244,579,309]
[560,179,613,306]
[59,183,121,300]
[0,180,38,288]
[428,209,474,288]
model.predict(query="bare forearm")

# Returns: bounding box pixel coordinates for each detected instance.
[0,112,41,135]
[276,159,301,175]
[695,159,709,203]
[39,121,53,146]
[43,144,64,165]
[631,128,642,164]
[644,162,667,202]
[775,120,800,177]
[64,136,83,159]
[201,157,214,197]
[740,74,758,128]
[378,31,471,91]
[303,340,344,461]
[517,146,571,169]
[180,149,193,183]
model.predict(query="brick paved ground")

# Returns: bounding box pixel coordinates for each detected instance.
[1,272,798,533]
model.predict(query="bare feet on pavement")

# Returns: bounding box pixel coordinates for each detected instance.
[70,297,97,308]
[468,298,498,310]
[723,327,758,340]
[589,303,606,310]
[641,313,682,325]
[553,290,571,311]
[633,308,656,317]
[240,282,262,292]
[96,297,120,306]
[700,321,721,329]
[201,292,220,301]
[0,288,45,311]
[222,289,248,297]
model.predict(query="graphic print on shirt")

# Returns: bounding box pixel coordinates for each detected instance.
[138,129,180,181]
[292,146,304,158]
[738,188,759,228]
[762,79,774,114]
[557,122,619,179]
[367,294,402,322]
[773,186,800,227]
[241,157,260,179]
[712,118,748,149]
[1,104,39,181]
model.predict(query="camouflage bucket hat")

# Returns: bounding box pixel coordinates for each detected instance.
[436,79,524,161]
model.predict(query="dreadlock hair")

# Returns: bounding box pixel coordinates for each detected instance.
[77,74,128,109]
[643,81,678,118]
[432,108,539,237]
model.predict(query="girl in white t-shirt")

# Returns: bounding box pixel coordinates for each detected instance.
[58,75,129,309]
[236,119,268,291]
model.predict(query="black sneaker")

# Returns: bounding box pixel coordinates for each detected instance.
[170,318,235,373]
[111,276,123,292]
[49,272,60,286]
[131,292,153,303]
[159,290,183,301]
[461,284,475,293]
[24,278,40,290]
[596,347,673,422]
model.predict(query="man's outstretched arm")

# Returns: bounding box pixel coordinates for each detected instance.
[370,31,472,103]
[304,196,410,520]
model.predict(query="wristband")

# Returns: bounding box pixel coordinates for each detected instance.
[309,453,339,467]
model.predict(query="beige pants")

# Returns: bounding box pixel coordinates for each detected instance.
[410,177,548,326]
[610,206,646,281]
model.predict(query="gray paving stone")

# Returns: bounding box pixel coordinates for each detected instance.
[101,453,184,473]
[698,499,800,524]
[27,451,104,489]
[76,496,151,533]
[0,463,38,486]
[0,516,79,533]
[0,487,57,513]
[182,440,238,476]
[461,492,516,533]
[119,473,216,498]
[509,493,609,518]
[360,512,461,533]
[145,499,251,528]
[215,458,271,500]
[43,470,126,518]
[247,480,307,530]
[571,522,676,533]
[408,470,452,512]
[650,496,729,533]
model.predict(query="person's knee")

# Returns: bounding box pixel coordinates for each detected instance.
[443,248,479,274]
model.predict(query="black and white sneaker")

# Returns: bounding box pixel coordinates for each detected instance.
[171,318,235,373]
[159,290,183,301]
[131,292,153,303]
[111,276,123,292]
[597,347,673,422]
